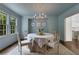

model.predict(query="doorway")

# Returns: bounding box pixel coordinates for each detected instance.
[64,13,79,54]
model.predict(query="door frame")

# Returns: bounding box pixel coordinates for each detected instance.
[64,16,72,41]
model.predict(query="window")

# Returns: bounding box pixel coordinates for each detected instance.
[0,11,6,35]
[0,10,17,36]
[10,16,16,34]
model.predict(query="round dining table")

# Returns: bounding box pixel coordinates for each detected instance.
[25,33,54,48]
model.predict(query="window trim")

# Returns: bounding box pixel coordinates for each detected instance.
[9,16,16,34]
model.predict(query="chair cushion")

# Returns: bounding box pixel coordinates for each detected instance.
[48,41,58,48]
[21,40,30,44]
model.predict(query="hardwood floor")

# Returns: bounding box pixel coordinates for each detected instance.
[63,39,79,54]
[0,42,75,55]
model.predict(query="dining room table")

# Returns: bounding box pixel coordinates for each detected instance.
[24,33,55,48]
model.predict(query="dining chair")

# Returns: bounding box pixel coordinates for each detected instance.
[47,32,60,54]
[31,38,48,54]
[23,32,28,40]
[53,32,60,47]
[16,33,31,55]
[47,32,60,48]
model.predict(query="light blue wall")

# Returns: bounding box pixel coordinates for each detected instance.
[0,34,17,50]
[47,16,58,33]
[21,16,32,39]
[30,16,58,33]
[0,4,22,50]
[58,4,79,41]
[21,15,58,39]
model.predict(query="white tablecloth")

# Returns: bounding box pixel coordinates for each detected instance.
[26,33,54,48]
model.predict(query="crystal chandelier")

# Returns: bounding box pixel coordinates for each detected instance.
[34,13,47,19]
[31,12,48,35]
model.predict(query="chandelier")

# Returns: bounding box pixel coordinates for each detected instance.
[33,13,47,20]
[31,12,48,35]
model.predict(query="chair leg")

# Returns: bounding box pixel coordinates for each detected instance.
[19,47,22,55]
[18,45,22,55]
[18,45,20,52]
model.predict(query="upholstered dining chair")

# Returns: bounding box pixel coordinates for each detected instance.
[16,33,31,55]
[47,32,60,54]
[31,38,48,54]
[47,32,60,48]
[23,32,28,40]
[53,32,60,47]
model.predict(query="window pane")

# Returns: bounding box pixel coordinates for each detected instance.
[12,26,15,29]
[0,25,3,29]
[4,25,6,29]
[2,16,6,24]
[0,31,3,35]
[0,14,2,24]
[3,30,5,34]
[13,30,15,33]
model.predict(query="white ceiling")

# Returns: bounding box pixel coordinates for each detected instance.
[3,3,77,16]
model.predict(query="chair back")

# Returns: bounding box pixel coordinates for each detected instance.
[50,32,60,48]
[53,32,60,42]
[23,32,28,37]
[23,32,28,39]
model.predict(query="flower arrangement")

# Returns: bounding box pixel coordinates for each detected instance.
[37,28,44,35]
